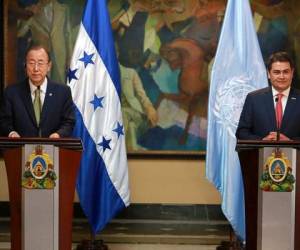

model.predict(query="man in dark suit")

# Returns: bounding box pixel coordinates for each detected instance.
[236,51,300,141]
[0,45,75,138]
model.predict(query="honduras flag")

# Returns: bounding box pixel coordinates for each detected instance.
[206,0,268,240]
[68,0,130,234]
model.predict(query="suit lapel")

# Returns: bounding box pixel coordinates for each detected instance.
[264,88,277,130]
[21,80,38,126]
[281,88,297,130]
[40,82,54,124]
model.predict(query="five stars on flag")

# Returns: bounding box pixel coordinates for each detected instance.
[69,50,124,154]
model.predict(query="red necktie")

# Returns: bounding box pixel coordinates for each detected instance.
[275,93,283,128]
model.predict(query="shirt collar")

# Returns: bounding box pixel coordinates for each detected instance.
[272,86,290,98]
[29,78,48,94]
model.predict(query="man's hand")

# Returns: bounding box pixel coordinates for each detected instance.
[49,133,60,138]
[263,131,290,141]
[8,131,20,138]
[278,133,290,141]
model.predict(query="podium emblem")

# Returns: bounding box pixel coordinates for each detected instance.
[260,149,295,192]
[22,145,57,189]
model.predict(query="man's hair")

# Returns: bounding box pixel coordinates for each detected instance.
[267,51,294,71]
[25,44,51,62]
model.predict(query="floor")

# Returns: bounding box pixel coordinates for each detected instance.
[0,241,224,249]
[0,216,229,250]
[0,242,220,250]
[0,201,231,250]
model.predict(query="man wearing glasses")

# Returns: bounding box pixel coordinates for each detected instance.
[0,45,75,138]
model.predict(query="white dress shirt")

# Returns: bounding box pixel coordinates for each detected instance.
[272,86,290,114]
[29,78,48,106]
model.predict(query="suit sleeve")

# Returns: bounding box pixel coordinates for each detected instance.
[55,86,75,137]
[236,94,262,140]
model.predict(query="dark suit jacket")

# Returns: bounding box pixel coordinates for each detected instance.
[236,86,300,140]
[0,79,75,137]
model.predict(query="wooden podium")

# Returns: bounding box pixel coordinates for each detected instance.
[237,140,300,250]
[0,137,82,250]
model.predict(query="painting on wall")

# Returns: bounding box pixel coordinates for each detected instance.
[3,0,300,155]
[111,0,227,155]
[252,0,300,87]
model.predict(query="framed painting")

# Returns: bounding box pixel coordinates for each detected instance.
[2,0,300,156]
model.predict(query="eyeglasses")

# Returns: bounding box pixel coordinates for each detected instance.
[26,61,48,68]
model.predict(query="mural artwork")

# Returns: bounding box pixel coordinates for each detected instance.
[4,0,300,154]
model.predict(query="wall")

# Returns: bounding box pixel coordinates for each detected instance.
[0,158,221,204]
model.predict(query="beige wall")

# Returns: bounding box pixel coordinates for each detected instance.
[0,159,8,201]
[0,158,221,204]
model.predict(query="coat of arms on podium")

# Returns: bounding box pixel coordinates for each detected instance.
[22,145,57,189]
[260,148,295,192]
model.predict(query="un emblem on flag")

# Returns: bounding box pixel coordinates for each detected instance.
[214,75,255,137]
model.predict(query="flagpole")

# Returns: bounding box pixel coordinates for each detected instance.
[216,228,245,250]
[76,226,108,250]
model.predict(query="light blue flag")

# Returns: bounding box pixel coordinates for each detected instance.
[67,0,130,234]
[206,0,268,240]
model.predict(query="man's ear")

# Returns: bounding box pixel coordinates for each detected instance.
[24,63,28,77]
[47,61,52,73]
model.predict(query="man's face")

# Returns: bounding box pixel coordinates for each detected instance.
[26,48,51,86]
[268,61,294,92]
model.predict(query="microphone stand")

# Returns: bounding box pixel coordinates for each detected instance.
[276,125,280,141]
[275,96,280,141]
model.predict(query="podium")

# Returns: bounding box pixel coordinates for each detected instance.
[0,137,82,250]
[237,140,300,250]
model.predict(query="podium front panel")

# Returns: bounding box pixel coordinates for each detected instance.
[257,147,296,250]
[0,137,82,250]
[22,144,59,250]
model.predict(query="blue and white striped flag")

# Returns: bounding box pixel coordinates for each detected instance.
[68,0,130,234]
[206,0,268,240]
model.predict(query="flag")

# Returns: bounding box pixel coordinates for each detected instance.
[206,0,268,240]
[67,0,130,234]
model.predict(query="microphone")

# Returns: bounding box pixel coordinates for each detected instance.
[275,97,280,141]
